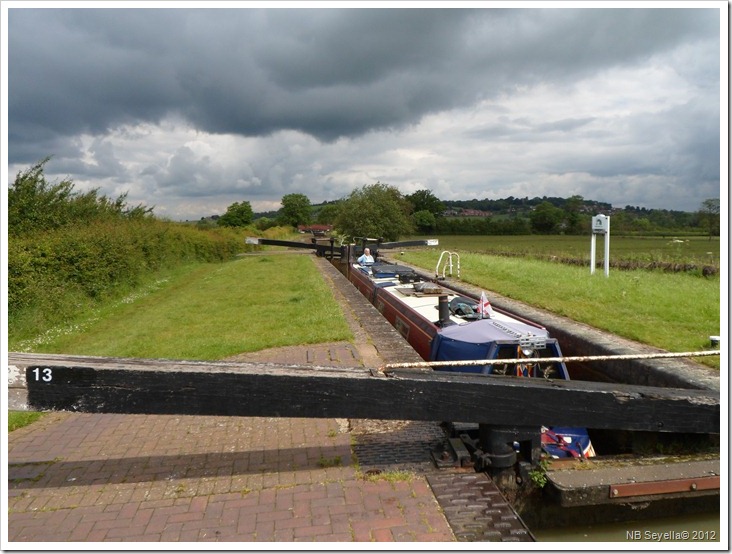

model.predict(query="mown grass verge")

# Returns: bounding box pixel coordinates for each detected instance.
[10,254,353,360]
[400,249,721,370]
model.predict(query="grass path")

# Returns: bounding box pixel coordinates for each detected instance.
[14,254,353,360]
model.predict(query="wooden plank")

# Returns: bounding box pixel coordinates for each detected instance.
[10,353,719,434]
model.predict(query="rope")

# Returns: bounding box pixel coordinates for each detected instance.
[380,350,721,371]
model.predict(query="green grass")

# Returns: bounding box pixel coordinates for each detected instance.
[400,249,721,369]
[8,411,44,432]
[10,255,353,360]
[8,235,720,371]
[420,235,720,267]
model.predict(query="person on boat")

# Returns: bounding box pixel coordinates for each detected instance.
[357,248,374,265]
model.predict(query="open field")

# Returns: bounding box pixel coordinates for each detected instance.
[398,246,721,370]
[413,235,720,270]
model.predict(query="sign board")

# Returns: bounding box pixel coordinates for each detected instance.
[590,214,610,277]
[592,214,609,234]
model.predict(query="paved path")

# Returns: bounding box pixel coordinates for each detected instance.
[8,412,452,542]
[7,254,455,543]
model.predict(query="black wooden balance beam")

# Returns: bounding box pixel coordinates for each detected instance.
[9,353,719,435]
[9,353,720,433]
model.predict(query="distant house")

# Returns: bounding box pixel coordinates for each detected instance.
[297,224,333,236]
[443,208,492,217]
[460,208,492,217]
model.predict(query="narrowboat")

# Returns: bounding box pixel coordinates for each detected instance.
[348,248,595,459]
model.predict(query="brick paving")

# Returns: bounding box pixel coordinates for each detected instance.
[8,411,454,542]
[7,253,456,544]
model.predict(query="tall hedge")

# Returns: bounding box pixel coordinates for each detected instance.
[8,220,243,319]
[8,160,244,333]
[8,220,243,320]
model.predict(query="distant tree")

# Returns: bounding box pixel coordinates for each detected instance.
[196,218,218,230]
[406,189,445,217]
[563,195,585,234]
[253,217,277,231]
[698,198,720,240]
[315,202,341,224]
[412,210,437,234]
[529,201,564,234]
[634,217,653,233]
[218,201,253,227]
[334,182,414,241]
[279,193,312,227]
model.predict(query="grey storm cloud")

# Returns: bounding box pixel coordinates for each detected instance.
[5,5,723,219]
[9,8,717,148]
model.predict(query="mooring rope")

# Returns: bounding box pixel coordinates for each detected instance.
[380,350,721,371]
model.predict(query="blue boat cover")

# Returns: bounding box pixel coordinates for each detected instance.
[429,319,595,458]
[369,264,416,278]
[430,319,548,364]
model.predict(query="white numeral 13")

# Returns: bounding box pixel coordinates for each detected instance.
[32,368,53,382]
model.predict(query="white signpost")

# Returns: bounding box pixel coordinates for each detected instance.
[590,214,610,277]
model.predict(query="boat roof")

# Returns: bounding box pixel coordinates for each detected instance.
[353,262,545,334]
[437,317,549,343]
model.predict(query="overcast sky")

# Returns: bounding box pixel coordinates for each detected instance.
[4,3,726,220]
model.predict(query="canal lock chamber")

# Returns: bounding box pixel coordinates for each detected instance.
[330,252,720,527]
[378,257,719,519]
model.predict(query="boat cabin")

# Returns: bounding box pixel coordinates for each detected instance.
[350,260,569,380]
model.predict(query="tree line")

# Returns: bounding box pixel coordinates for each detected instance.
[207,184,720,240]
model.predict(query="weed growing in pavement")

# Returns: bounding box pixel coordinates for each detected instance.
[361,469,414,484]
[318,455,342,468]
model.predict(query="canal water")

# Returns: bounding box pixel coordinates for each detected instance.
[533,511,721,543]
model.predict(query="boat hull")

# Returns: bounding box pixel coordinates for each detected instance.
[373,286,438,360]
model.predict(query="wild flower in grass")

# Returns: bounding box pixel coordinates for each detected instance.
[16,319,99,352]
[16,278,170,352]
[119,278,168,305]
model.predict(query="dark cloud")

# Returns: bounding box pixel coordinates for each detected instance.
[5,6,722,217]
[9,7,718,151]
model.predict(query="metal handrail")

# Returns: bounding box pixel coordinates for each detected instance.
[435,251,460,279]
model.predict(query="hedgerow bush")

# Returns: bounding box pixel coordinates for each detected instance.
[8,221,242,313]
[8,160,244,338]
